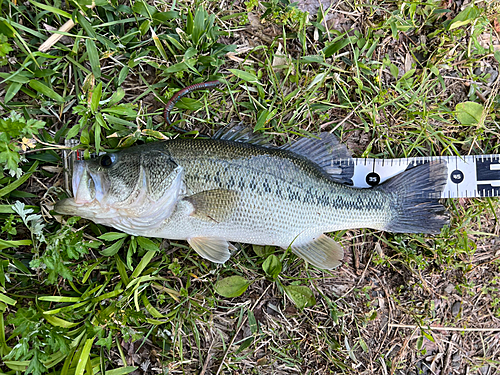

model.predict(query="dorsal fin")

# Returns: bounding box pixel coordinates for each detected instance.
[213,123,272,146]
[280,133,354,185]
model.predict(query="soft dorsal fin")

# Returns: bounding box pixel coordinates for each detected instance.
[213,123,271,146]
[280,133,354,185]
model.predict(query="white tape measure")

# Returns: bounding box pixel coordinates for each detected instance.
[340,155,500,198]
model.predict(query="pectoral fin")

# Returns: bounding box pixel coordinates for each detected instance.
[185,189,240,223]
[290,234,344,269]
[188,236,235,264]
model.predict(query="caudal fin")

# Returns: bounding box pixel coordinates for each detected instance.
[378,161,449,234]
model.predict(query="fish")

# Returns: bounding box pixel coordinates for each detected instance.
[55,126,449,269]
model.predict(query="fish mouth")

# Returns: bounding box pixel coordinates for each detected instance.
[54,161,102,215]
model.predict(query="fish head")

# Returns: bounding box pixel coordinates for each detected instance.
[55,145,184,234]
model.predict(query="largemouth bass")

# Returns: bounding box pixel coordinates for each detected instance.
[55,127,448,269]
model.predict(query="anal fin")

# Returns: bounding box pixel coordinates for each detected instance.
[290,234,344,269]
[188,237,235,264]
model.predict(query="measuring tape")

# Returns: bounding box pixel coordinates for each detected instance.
[340,155,500,198]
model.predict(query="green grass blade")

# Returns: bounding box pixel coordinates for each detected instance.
[28,0,71,18]
[0,161,39,198]
[74,338,94,375]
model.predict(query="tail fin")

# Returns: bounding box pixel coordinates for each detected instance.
[377,161,449,234]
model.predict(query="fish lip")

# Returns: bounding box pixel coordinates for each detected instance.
[54,197,82,215]
[72,161,99,204]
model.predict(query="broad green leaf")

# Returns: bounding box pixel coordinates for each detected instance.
[255,109,270,131]
[192,8,205,46]
[77,12,97,38]
[118,66,129,86]
[389,64,399,79]
[102,104,137,117]
[115,254,130,285]
[215,276,251,298]
[130,249,157,279]
[44,314,79,328]
[323,36,353,57]
[164,34,184,51]
[175,97,203,111]
[109,87,125,106]
[400,68,415,80]
[0,293,16,305]
[90,81,102,113]
[80,126,90,145]
[131,1,156,17]
[3,360,29,371]
[136,237,159,251]
[421,329,435,342]
[66,123,81,139]
[100,237,126,256]
[449,5,481,30]
[29,80,64,102]
[228,68,259,83]
[139,19,150,36]
[262,254,282,279]
[152,12,179,24]
[141,295,166,318]
[165,61,189,73]
[151,29,168,62]
[284,285,316,309]
[142,129,168,139]
[4,82,22,103]
[86,39,101,80]
[235,337,253,354]
[416,335,424,350]
[455,101,484,125]
[306,72,326,91]
[252,245,274,257]
[0,71,31,83]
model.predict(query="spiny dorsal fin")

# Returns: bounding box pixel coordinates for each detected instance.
[213,123,271,146]
[290,234,344,269]
[184,189,240,223]
[280,133,354,185]
[188,236,235,263]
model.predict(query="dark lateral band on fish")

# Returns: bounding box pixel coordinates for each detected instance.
[164,80,223,127]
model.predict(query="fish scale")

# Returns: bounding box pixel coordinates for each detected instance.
[55,133,449,269]
[153,139,404,244]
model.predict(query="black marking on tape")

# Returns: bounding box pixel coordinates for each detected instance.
[450,170,464,184]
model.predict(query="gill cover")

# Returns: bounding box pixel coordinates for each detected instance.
[103,149,184,235]
[57,148,184,236]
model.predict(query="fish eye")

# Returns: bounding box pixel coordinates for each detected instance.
[100,154,115,168]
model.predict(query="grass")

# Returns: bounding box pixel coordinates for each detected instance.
[1,0,500,374]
